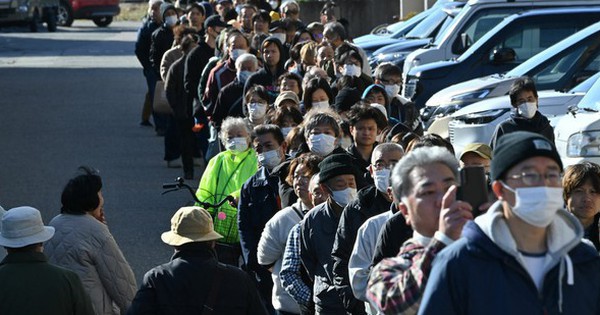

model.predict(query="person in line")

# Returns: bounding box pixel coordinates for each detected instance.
[135,0,164,127]
[0,206,95,315]
[185,2,206,36]
[245,36,286,102]
[44,166,137,315]
[195,117,257,265]
[127,206,267,314]
[238,124,288,313]
[300,154,358,314]
[257,153,322,315]
[322,22,370,76]
[420,131,600,314]
[563,161,600,251]
[367,147,472,314]
[331,143,404,314]
[490,77,554,148]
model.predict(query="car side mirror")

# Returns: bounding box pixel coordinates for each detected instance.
[491,47,516,64]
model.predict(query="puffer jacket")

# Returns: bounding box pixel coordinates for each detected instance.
[419,201,600,315]
[45,214,137,315]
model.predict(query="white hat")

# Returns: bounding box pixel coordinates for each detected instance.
[0,206,55,248]
[161,207,223,246]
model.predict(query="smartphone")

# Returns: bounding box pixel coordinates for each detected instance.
[456,166,489,215]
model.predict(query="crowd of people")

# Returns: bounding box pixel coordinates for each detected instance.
[3,0,600,314]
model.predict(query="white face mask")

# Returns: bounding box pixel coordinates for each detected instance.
[517,102,537,119]
[502,183,564,228]
[281,127,293,137]
[237,70,254,83]
[226,137,249,152]
[248,102,267,121]
[258,149,282,169]
[165,15,178,27]
[271,33,286,44]
[312,100,329,110]
[329,186,358,207]
[269,0,278,9]
[230,49,247,61]
[342,64,361,77]
[384,84,400,97]
[308,133,337,156]
[340,137,353,149]
[373,169,391,193]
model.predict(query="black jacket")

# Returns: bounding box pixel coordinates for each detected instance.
[390,96,423,135]
[345,144,376,190]
[150,25,175,78]
[331,185,392,314]
[210,78,245,128]
[127,243,267,315]
[490,110,554,148]
[244,37,286,103]
[135,17,161,71]
[184,41,214,103]
[165,56,192,121]
[371,208,412,266]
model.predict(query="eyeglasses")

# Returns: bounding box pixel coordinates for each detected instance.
[507,171,563,186]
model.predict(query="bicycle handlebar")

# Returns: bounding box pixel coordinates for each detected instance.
[162,177,234,208]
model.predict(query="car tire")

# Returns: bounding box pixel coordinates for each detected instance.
[93,16,112,27]
[57,0,73,27]
[46,8,57,32]
[29,10,40,32]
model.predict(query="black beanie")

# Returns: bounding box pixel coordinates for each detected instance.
[334,87,361,113]
[318,154,355,183]
[490,131,562,181]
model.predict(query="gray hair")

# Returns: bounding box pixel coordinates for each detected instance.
[372,143,404,164]
[391,146,459,201]
[235,53,258,71]
[219,117,250,146]
[302,111,341,139]
[281,0,299,12]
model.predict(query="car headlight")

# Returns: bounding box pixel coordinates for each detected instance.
[454,108,509,124]
[567,131,600,157]
[376,52,408,63]
[17,4,28,12]
[450,89,492,103]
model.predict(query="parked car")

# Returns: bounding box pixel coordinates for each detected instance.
[368,1,465,70]
[554,74,600,167]
[402,0,600,82]
[56,0,119,27]
[447,72,599,155]
[0,0,57,32]
[424,20,600,132]
[403,6,600,123]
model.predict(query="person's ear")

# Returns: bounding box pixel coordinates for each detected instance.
[398,201,411,225]
[492,180,504,200]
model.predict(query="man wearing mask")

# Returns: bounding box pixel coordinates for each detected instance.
[490,76,554,148]
[210,53,258,128]
[420,131,600,314]
[367,146,472,314]
[203,30,249,111]
[244,36,286,103]
[238,124,288,314]
[135,0,163,127]
[301,154,358,315]
[149,2,179,136]
[323,22,370,76]
[332,143,404,315]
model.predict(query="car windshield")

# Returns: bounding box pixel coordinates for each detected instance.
[388,8,431,38]
[570,72,600,93]
[404,6,457,39]
[576,75,600,111]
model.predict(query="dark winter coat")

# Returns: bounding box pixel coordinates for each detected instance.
[211,78,245,128]
[490,110,555,148]
[135,17,161,71]
[244,37,286,103]
[165,56,191,120]
[371,207,413,266]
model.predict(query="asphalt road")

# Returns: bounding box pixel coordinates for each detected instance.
[0,21,196,283]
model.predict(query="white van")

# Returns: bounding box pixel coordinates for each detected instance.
[402,0,600,81]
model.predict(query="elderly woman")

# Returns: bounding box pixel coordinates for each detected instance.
[195,116,258,265]
[44,166,137,315]
[563,161,600,251]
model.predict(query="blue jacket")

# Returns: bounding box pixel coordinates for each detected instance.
[419,202,600,315]
[300,201,346,315]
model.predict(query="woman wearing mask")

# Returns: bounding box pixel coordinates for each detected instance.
[244,85,271,129]
[45,166,137,315]
[267,104,303,138]
[195,117,258,265]
[302,77,333,113]
[211,53,259,129]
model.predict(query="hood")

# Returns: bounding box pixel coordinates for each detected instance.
[370,39,430,57]
[262,36,286,77]
[160,3,175,21]
[409,59,456,79]
[426,74,513,107]
[472,200,583,273]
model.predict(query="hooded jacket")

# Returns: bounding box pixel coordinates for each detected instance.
[490,111,554,148]
[418,201,600,315]
[149,3,177,77]
[244,37,286,103]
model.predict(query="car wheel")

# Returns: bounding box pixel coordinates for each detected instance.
[29,10,40,32]
[57,0,73,27]
[46,8,57,32]
[93,16,112,27]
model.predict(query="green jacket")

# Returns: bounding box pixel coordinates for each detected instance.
[0,251,94,315]
[196,148,258,243]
